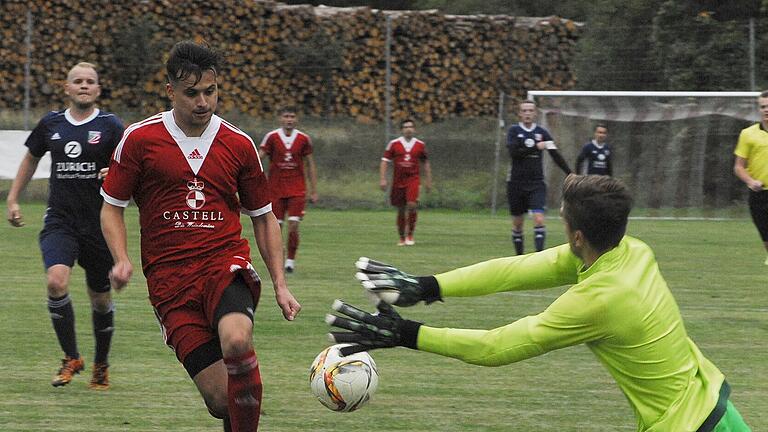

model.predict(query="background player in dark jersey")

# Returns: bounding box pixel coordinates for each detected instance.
[506,100,571,255]
[575,124,613,176]
[379,119,432,246]
[101,41,300,432]
[5,62,124,389]
[259,107,318,273]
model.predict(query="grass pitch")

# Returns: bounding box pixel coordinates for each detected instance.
[0,204,765,431]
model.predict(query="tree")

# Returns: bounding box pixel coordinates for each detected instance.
[652,1,754,90]
[279,31,345,116]
[574,0,664,90]
[111,16,162,107]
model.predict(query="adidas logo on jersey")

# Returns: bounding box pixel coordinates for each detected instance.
[187,148,203,159]
[51,132,61,140]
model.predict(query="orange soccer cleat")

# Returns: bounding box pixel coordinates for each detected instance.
[89,362,110,390]
[51,356,85,387]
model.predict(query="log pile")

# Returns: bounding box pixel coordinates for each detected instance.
[0,0,582,123]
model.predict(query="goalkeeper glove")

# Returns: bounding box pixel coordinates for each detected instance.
[325,299,422,356]
[355,257,442,307]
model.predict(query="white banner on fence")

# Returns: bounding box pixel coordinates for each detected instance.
[0,130,51,179]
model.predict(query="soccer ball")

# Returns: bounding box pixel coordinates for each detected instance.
[309,344,379,412]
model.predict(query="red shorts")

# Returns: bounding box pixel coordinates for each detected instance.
[390,182,420,207]
[272,195,306,222]
[146,255,262,364]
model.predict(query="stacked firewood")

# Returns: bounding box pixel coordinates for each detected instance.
[0,0,582,123]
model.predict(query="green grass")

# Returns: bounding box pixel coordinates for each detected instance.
[0,204,765,431]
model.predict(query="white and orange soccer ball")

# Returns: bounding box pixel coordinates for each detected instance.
[309,344,379,412]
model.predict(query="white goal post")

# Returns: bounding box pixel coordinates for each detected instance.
[491,90,761,217]
[528,91,761,122]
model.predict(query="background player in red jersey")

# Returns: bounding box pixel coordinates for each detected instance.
[6,62,123,389]
[100,41,300,432]
[259,107,317,273]
[380,119,433,246]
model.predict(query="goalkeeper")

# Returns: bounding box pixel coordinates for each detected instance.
[327,174,750,432]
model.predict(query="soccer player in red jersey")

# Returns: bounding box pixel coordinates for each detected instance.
[259,107,317,273]
[380,119,432,246]
[100,41,301,432]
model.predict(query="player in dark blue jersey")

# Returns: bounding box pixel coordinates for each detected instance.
[575,125,613,176]
[506,100,571,255]
[5,62,124,389]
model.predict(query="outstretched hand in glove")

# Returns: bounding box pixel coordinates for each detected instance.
[326,299,422,357]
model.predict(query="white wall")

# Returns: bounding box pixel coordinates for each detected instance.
[0,131,51,179]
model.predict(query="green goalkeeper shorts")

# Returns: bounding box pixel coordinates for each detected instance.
[713,400,750,432]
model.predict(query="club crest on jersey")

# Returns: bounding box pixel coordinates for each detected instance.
[186,178,206,209]
[535,134,543,141]
[88,131,101,144]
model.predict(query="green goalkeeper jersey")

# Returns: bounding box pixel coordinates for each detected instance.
[419,236,724,431]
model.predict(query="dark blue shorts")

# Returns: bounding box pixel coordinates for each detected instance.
[507,181,547,216]
[39,212,113,293]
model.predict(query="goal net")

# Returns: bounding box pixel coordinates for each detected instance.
[493,91,760,217]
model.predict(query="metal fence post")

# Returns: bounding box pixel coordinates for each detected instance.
[24,10,33,131]
[384,14,393,145]
[749,18,756,92]
[491,92,505,215]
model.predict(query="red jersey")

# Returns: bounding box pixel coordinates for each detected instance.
[101,111,272,274]
[259,128,313,198]
[382,136,428,188]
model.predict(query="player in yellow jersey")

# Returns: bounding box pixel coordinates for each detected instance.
[734,90,768,266]
[327,174,750,431]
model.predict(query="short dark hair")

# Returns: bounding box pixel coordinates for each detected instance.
[166,41,222,86]
[279,106,297,115]
[401,118,415,128]
[561,174,633,252]
[759,90,768,98]
[594,124,607,131]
